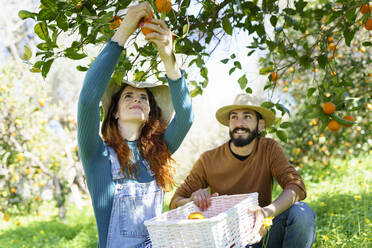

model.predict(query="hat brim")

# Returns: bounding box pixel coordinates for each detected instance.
[216,104,276,127]
[101,80,174,124]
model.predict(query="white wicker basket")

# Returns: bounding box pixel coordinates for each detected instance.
[144,192,259,248]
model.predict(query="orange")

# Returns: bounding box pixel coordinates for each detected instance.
[188,212,205,219]
[141,19,154,35]
[77,2,83,10]
[328,120,340,131]
[109,16,122,30]
[360,4,370,14]
[141,13,154,36]
[365,19,372,30]
[342,115,355,127]
[328,42,336,51]
[327,37,333,43]
[322,102,336,115]
[270,72,278,81]
[156,0,172,14]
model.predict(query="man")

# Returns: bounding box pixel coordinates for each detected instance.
[169,94,316,248]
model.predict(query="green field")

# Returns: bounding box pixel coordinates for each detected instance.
[1,155,371,248]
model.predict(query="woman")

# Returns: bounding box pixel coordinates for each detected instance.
[77,2,193,247]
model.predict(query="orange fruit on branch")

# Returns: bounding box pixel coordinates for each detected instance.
[188,212,205,219]
[109,16,122,30]
[322,102,336,115]
[156,0,172,14]
[365,19,372,31]
[270,72,278,81]
[360,4,370,14]
[327,120,340,131]
[342,115,355,127]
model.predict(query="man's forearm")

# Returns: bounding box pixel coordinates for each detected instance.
[262,189,298,218]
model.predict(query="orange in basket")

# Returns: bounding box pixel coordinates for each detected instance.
[188,212,205,219]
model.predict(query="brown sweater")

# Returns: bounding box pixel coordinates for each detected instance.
[170,137,306,209]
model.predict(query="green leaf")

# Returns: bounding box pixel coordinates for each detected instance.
[245,87,252,94]
[56,14,69,31]
[238,75,247,89]
[41,59,53,78]
[133,70,146,81]
[76,65,88,71]
[343,28,356,47]
[30,68,42,73]
[299,55,312,68]
[362,42,372,46]
[317,54,327,69]
[331,114,355,126]
[200,67,208,79]
[276,130,288,143]
[190,87,202,97]
[34,61,44,69]
[295,0,307,14]
[37,9,56,20]
[22,46,32,60]
[264,83,272,90]
[234,61,242,70]
[37,43,49,51]
[283,8,296,15]
[270,15,277,27]
[182,24,190,36]
[276,103,290,116]
[18,10,36,20]
[220,58,229,64]
[222,17,233,35]
[261,101,274,108]
[229,67,236,75]
[307,87,316,97]
[64,48,87,60]
[280,122,291,129]
[259,66,273,75]
[34,22,49,41]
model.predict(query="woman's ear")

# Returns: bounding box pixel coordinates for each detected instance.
[258,119,265,132]
[115,111,119,119]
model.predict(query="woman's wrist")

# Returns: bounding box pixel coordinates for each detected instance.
[111,29,130,47]
[163,54,181,80]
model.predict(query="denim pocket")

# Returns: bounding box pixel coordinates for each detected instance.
[119,189,162,238]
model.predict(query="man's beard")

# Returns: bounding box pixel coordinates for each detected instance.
[229,126,259,147]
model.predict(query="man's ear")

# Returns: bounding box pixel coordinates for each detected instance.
[258,119,265,132]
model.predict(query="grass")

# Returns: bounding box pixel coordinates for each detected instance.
[0,155,371,248]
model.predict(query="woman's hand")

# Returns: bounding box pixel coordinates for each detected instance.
[112,2,153,47]
[142,19,181,80]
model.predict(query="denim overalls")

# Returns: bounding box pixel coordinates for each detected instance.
[105,142,164,248]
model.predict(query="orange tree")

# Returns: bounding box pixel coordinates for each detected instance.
[18,1,371,167]
[0,59,85,220]
[258,1,371,172]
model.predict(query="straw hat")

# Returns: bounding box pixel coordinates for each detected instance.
[215,94,276,127]
[101,80,174,124]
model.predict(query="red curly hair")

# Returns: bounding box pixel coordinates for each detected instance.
[101,84,175,190]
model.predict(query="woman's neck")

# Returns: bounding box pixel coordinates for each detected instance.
[117,121,143,141]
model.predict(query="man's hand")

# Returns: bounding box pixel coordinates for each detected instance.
[190,188,219,211]
[247,205,267,244]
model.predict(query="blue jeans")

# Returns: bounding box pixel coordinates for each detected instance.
[247,202,316,248]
